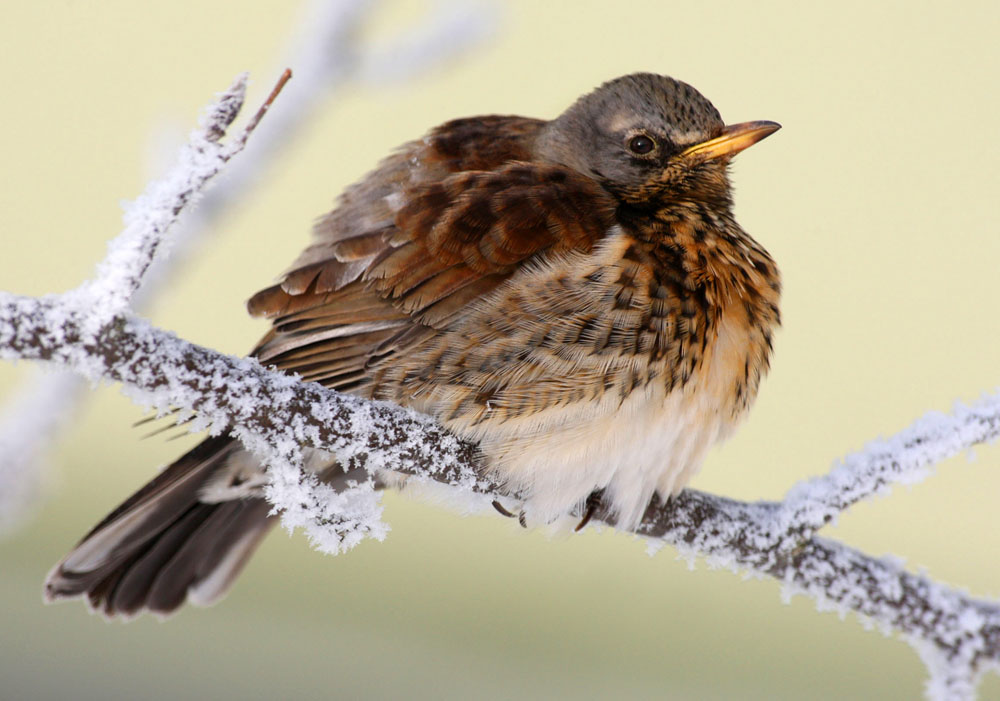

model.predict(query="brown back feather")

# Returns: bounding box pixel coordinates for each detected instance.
[247,116,617,397]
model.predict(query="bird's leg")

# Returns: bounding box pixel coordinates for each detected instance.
[574,489,604,532]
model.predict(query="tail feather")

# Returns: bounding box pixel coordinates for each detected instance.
[44,435,276,619]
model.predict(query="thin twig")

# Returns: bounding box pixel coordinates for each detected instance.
[230,69,293,152]
[75,70,291,332]
[0,0,500,539]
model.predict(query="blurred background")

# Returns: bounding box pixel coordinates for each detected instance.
[2,1,999,698]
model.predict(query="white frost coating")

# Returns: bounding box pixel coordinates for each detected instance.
[643,538,665,557]
[779,393,1000,534]
[73,75,249,336]
[0,369,84,532]
[0,0,501,537]
[914,637,981,701]
[235,428,389,555]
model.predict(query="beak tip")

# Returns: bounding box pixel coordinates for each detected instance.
[680,120,783,160]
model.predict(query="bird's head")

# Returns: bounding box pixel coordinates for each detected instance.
[537,73,779,208]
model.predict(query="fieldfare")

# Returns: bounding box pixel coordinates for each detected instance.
[45,73,782,617]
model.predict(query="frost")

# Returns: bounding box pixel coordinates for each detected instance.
[0,0,498,537]
[72,74,249,336]
[234,429,389,555]
[779,393,1000,536]
[643,537,666,557]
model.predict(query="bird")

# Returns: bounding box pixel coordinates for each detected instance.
[44,72,782,618]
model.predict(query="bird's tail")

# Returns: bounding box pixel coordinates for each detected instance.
[44,435,275,619]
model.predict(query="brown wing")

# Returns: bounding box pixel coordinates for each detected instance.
[245,116,616,396]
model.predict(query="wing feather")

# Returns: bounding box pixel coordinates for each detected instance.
[245,116,616,397]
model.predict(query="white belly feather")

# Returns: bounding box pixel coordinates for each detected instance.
[477,364,739,530]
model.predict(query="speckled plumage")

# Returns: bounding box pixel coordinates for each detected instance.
[46,73,781,617]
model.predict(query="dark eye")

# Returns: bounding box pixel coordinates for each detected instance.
[627,134,656,155]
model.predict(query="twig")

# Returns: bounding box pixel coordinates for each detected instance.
[0,71,291,534]
[232,69,293,151]
[78,74,253,329]
[0,0,501,536]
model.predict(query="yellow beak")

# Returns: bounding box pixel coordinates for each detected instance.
[679,120,781,161]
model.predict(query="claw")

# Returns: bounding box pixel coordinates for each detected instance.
[492,500,528,528]
[574,490,603,532]
[492,500,516,518]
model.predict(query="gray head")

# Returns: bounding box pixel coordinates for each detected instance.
[537,73,779,205]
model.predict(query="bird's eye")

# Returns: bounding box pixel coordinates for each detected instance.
[627,134,656,155]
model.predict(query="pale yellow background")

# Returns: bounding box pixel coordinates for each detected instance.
[1,1,999,699]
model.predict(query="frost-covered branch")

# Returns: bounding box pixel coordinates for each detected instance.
[0,294,483,552]
[2,287,999,699]
[0,0,499,535]
[0,71,286,534]
[779,402,1000,535]
[77,72,263,330]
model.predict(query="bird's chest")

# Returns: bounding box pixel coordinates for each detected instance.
[419,227,775,522]
[474,308,760,528]
[561,227,770,410]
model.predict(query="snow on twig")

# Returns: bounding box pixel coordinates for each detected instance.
[0,0,500,535]
[76,74,253,332]
[0,71,288,535]
[1,287,999,697]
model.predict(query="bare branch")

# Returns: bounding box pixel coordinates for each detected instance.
[230,69,293,152]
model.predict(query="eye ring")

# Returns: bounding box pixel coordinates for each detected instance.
[626,133,657,156]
